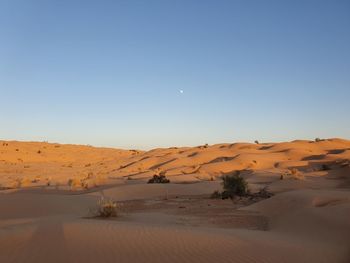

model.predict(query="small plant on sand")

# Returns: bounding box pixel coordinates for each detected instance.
[288,168,305,180]
[95,196,118,218]
[37,150,41,154]
[222,172,248,196]
[254,140,259,144]
[211,171,248,199]
[148,174,170,184]
[321,164,331,171]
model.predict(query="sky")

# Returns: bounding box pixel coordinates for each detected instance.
[0,0,349,149]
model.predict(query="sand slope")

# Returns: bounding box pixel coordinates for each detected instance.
[0,139,349,263]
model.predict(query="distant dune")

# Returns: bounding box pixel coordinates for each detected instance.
[1,138,349,190]
[0,139,349,263]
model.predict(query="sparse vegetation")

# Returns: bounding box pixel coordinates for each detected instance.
[315,138,324,142]
[210,190,222,199]
[249,187,274,200]
[222,172,248,196]
[68,178,80,189]
[254,140,259,144]
[198,144,209,149]
[95,196,118,217]
[211,171,248,199]
[211,173,273,200]
[284,168,305,180]
[321,164,331,171]
[148,174,170,184]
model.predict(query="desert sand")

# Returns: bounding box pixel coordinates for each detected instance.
[0,138,350,263]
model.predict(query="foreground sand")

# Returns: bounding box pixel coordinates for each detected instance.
[0,139,349,262]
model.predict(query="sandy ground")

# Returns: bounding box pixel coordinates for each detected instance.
[0,139,350,262]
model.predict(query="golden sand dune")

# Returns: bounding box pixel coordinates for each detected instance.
[1,138,349,189]
[0,139,349,262]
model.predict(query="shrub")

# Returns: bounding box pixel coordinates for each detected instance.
[222,172,248,197]
[288,168,305,180]
[255,187,273,198]
[96,197,118,217]
[321,164,331,171]
[254,140,259,144]
[315,138,324,142]
[148,174,170,184]
[211,172,249,199]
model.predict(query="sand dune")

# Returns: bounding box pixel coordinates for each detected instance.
[0,139,350,262]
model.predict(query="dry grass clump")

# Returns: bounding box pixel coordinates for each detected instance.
[68,173,105,190]
[10,178,31,188]
[93,196,118,218]
[31,176,41,183]
[280,168,305,180]
[290,168,305,180]
[68,178,83,190]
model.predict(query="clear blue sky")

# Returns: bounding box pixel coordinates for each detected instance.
[1,0,349,149]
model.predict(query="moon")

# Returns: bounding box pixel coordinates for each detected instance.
[179,90,184,94]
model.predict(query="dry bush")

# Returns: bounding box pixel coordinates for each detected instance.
[93,196,118,218]
[31,176,41,183]
[288,168,305,180]
[10,178,31,188]
[148,174,170,184]
[321,164,331,171]
[315,138,324,142]
[68,178,82,189]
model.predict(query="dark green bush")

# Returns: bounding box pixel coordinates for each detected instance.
[148,174,170,184]
[321,164,331,171]
[211,172,249,199]
[222,173,248,197]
